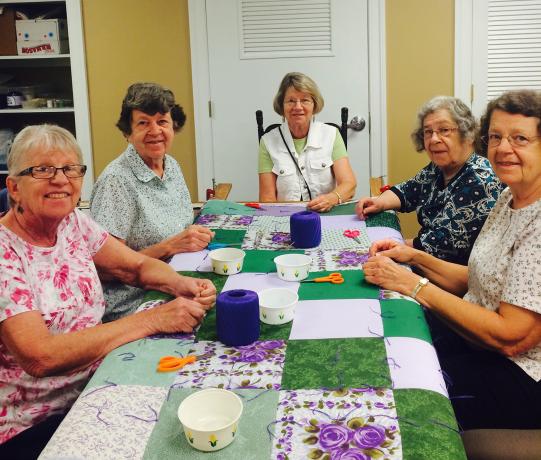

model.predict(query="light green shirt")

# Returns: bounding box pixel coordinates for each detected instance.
[258,126,348,173]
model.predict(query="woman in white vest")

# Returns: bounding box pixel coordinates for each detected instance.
[258,72,356,212]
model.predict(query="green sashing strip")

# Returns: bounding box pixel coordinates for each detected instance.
[393,388,466,460]
[380,299,432,343]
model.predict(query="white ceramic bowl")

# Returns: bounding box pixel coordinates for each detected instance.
[178,388,243,452]
[259,288,298,325]
[209,248,246,275]
[274,253,312,281]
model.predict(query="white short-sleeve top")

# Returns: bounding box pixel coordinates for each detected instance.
[465,188,541,381]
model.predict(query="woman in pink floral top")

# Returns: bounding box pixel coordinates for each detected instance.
[0,125,216,458]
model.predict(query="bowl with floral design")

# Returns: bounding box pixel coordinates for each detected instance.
[209,248,245,275]
[259,288,298,325]
[274,253,312,281]
[177,388,243,452]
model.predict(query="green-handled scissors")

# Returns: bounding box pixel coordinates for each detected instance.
[301,273,344,284]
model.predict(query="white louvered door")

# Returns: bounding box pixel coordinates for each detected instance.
[205,0,370,201]
[469,0,541,115]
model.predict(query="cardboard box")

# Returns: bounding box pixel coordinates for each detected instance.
[16,19,68,42]
[0,7,17,56]
[17,40,69,56]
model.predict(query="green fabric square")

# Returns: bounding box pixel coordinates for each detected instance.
[394,389,466,460]
[201,200,256,216]
[381,300,432,343]
[366,211,401,231]
[298,270,380,300]
[143,388,279,459]
[86,338,193,389]
[326,202,357,215]
[211,229,247,246]
[195,307,218,341]
[242,249,304,273]
[281,338,390,389]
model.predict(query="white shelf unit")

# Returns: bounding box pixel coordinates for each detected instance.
[0,0,93,199]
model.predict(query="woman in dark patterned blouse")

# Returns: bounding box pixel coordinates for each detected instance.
[356,96,504,265]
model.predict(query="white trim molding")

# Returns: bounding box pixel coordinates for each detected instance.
[367,0,387,182]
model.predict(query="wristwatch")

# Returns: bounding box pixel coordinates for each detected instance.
[411,277,429,300]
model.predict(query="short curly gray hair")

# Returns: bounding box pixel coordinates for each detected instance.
[273,72,324,116]
[411,96,478,152]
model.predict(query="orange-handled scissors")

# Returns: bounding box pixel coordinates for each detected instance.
[302,273,344,284]
[244,202,262,209]
[157,355,197,373]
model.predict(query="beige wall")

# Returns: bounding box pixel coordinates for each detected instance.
[386,0,455,238]
[82,0,456,228]
[81,0,198,198]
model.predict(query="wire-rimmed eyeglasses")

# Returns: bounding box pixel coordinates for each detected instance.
[481,133,540,148]
[17,164,87,179]
[284,98,314,107]
[422,127,458,139]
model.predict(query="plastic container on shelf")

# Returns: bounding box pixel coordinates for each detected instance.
[6,90,23,108]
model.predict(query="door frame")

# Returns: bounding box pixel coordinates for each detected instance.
[188,0,387,201]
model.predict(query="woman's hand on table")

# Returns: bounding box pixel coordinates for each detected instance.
[175,276,216,309]
[356,196,384,220]
[369,239,418,264]
[362,254,418,295]
[307,193,338,213]
[164,225,215,254]
[148,298,208,333]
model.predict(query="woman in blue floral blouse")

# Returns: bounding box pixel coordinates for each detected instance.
[356,96,504,265]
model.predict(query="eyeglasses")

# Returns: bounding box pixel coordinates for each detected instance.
[481,133,540,148]
[284,98,314,107]
[17,164,87,179]
[422,127,459,139]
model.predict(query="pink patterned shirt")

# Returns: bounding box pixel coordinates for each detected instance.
[0,210,108,443]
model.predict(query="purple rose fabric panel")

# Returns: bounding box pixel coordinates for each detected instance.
[385,337,448,397]
[223,272,300,294]
[172,340,286,390]
[195,213,228,228]
[242,227,293,250]
[320,215,367,231]
[366,226,404,244]
[289,299,383,340]
[306,249,370,272]
[255,204,307,217]
[169,250,212,272]
[40,385,167,460]
[320,229,371,251]
[271,388,402,460]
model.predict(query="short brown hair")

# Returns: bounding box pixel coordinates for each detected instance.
[273,72,324,116]
[116,82,186,136]
[476,89,541,156]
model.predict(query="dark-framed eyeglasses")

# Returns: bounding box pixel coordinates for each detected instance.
[17,164,87,179]
[481,133,540,148]
[422,127,459,139]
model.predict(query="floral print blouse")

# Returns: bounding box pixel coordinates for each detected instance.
[0,210,108,443]
[465,188,541,381]
[391,153,504,265]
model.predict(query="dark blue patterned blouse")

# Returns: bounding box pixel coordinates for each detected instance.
[391,153,504,265]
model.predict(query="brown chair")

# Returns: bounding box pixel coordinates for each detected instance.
[213,183,232,200]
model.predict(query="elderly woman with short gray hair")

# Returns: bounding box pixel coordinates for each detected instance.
[356,96,504,265]
[259,72,356,212]
[91,82,214,322]
[0,125,215,457]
